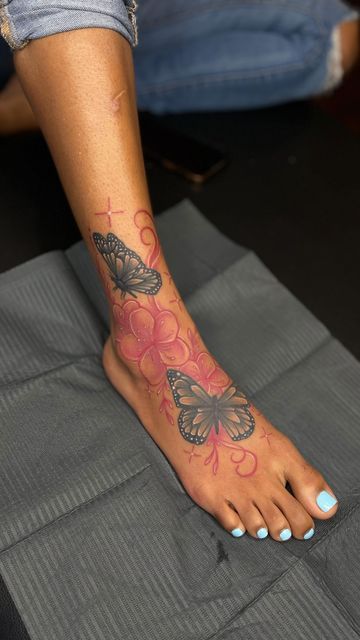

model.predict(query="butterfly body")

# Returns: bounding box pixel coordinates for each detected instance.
[93,232,162,299]
[167,369,255,446]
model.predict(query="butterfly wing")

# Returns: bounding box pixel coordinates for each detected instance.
[120,248,162,295]
[93,232,125,274]
[167,369,214,445]
[93,232,162,297]
[217,385,255,441]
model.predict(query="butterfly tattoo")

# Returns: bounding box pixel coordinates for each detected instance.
[167,369,255,445]
[93,232,162,298]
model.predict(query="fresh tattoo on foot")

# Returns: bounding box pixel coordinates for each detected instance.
[167,369,258,476]
[93,231,162,298]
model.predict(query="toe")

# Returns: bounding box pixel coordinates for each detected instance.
[214,500,246,538]
[256,497,292,542]
[274,487,315,540]
[235,501,269,540]
[286,458,338,521]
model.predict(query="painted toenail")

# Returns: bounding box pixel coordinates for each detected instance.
[256,527,268,539]
[304,528,315,540]
[316,490,338,512]
[279,528,292,541]
[231,528,245,538]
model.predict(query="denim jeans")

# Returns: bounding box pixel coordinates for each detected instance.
[0,0,357,112]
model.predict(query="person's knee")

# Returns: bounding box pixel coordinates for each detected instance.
[339,18,360,75]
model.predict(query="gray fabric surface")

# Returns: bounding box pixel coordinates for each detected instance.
[0,200,359,640]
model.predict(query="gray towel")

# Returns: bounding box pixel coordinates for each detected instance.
[0,201,359,640]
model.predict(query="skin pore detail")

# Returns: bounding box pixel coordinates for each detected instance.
[92,203,259,477]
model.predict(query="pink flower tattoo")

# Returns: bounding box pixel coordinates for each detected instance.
[182,352,230,396]
[115,301,189,386]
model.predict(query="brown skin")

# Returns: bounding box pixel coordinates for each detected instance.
[13,28,338,541]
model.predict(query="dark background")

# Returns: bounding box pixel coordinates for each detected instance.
[1,72,359,358]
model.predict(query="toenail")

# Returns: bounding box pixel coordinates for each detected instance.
[231,528,245,538]
[304,528,315,540]
[256,527,268,539]
[316,490,338,512]
[279,528,292,541]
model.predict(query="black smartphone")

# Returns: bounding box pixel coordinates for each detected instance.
[139,113,227,184]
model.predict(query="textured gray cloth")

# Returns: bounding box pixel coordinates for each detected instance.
[0,200,359,640]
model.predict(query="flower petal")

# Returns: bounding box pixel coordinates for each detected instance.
[129,307,155,342]
[197,352,216,379]
[209,367,230,389]
[120,333,145,361]
[159,338,190,366]
[140,346,165,385]
[182,361,201,380]
[154,310,180,345]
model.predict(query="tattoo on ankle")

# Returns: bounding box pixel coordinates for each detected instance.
[92,206,258,476]
[167,369,258,476]
[93,231,162,298]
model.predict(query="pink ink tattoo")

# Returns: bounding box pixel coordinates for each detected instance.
[94,197,125,227]
[184,445,202,464]
[115,300,189,386]
[134,209,161,269]
[169,290,183,312]
[260,426,273,447]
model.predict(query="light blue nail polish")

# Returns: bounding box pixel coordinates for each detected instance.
[316,490,338,512]
[304,528,315,540]
[231,528,245,538]
[279,528,292,541]
[256,527,268,539]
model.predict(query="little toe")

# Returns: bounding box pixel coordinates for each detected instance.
[274,488,315,540]
[287,460,338,520]
[256,498,292,542]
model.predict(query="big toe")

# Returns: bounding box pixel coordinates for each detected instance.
[286,457,338,520]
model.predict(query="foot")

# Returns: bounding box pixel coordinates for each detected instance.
[0,73,38,135]
[103,318,338,543]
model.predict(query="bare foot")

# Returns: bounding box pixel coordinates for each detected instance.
[0,73,38,134]
[97,226,338,543]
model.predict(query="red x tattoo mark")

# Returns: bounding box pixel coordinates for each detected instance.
[94,197,125,227]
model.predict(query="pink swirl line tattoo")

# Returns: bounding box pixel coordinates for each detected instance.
[134,209,161,269]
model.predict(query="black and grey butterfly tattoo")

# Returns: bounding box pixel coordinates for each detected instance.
[167,369,255,446]
[93,232,162,298]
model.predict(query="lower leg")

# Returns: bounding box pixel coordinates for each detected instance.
[15,27,338,542]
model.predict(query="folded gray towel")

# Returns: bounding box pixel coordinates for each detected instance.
[0,201,359,640]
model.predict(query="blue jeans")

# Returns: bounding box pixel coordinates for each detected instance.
[0,0,356,112]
